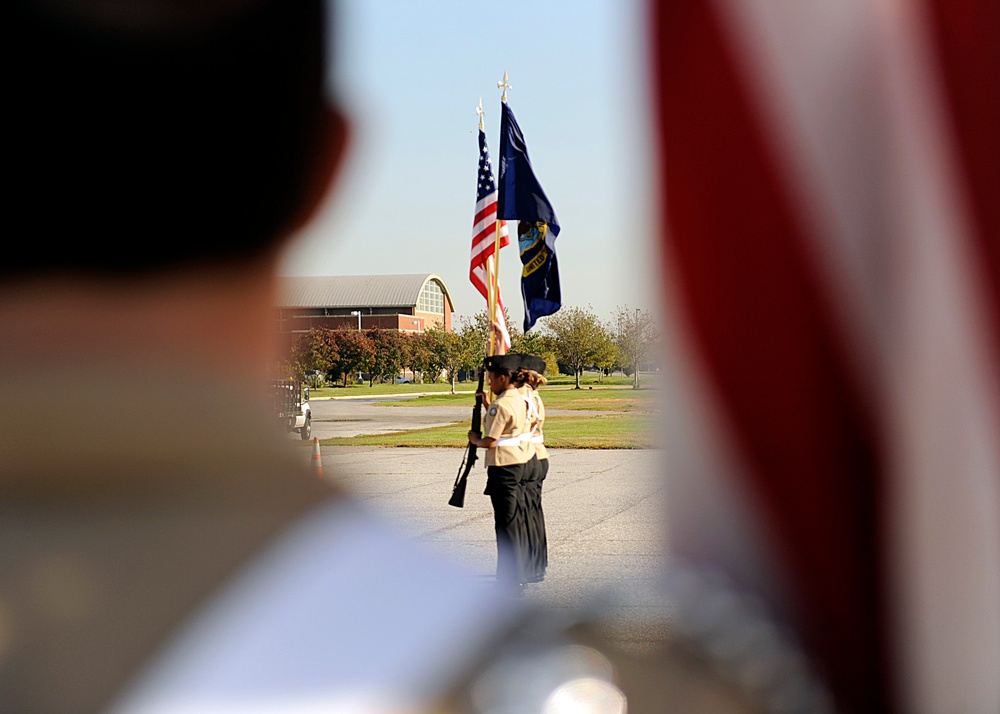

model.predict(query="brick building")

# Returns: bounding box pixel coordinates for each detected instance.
[276,274,454,336]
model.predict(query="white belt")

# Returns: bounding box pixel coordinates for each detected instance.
[494,436,522,447]
[530,435,545,444]
[518,433,545,444]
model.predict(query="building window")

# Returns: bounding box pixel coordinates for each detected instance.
[417,280,445,315]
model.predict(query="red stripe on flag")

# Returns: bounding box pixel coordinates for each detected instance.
[475,202,499,226]
[923,0,1000,357]
[651,1,890,710]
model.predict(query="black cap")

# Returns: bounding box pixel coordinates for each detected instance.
[484,354,522,372]
[520,354,546,374]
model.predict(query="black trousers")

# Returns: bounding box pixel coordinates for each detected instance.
[485,463,528,588]
[523,456,549,580]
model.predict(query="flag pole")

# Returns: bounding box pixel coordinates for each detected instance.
[488,232,501,356]
[489,72,512,356]
[479,98,498,357]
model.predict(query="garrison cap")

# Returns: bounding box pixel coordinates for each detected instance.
[519,354,546,374]
[484,354,522,372]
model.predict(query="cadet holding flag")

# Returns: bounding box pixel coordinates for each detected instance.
[468,354,531,592]
[449,102,512,509]
[515,354,549,583]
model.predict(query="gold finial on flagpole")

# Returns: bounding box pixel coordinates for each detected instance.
[497,71,511,104]
[476,98,485,131]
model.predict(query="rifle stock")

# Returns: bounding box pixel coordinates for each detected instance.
[448,365,485,508]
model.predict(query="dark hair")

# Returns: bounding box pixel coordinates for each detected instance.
[7,0,331,277]
[487,366,516,380]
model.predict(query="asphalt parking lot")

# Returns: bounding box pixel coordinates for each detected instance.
[309,444,672,651]
[305,395,470,440]
[303,393,614,440]
[293,392,675,651]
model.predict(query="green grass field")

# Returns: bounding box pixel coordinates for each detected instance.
[321,413,654,449]
[308,381,457,399]
[308,372,657,400]
[312,372,659,449]
[372,385,659,413]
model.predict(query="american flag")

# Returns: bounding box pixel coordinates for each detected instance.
[470,126,511,353]
[650,0,999,711]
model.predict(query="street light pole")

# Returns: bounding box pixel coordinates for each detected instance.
[350,310,363,383]
[409,320,423,382]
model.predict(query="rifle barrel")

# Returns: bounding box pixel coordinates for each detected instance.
[448,363,486,508]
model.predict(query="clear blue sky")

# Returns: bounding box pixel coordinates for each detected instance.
[280,0,659,328]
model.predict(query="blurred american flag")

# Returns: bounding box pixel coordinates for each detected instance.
[650,0,999,710]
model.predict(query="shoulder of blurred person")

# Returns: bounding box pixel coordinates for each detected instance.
[0,2,526,712]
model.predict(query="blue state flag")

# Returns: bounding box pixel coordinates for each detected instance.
[497,102,561,331]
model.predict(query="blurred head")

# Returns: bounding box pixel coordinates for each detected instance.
[7,0,345,279]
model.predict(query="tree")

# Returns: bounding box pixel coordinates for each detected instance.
[512,327,562,381]
[404,332,436,383]
[511,327,556,357]
[427,323,481,394]
[425,326,458,393]
[368,328,406,386]
[592,328,620,382]
[540,350,560,378]
[542,305,613,389]
[456,326,484,382]
[331,329,375,387]
[394,331,412,382]
[613,305,659,388]
[463,307,514,357]
[289,328,339,380]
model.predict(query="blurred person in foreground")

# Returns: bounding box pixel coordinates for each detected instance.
[0,2,531,712]
[650,0,999,711]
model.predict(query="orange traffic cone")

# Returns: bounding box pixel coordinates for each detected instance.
[311,437,323,478]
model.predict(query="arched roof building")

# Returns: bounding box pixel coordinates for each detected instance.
[276,274,455,334]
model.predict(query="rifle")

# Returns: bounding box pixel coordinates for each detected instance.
[448,364,485,508]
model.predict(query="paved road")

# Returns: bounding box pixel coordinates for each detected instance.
[304,394,624,440]
[306,395,469,440]
[297,443,673,651]
[291,393,675,649]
